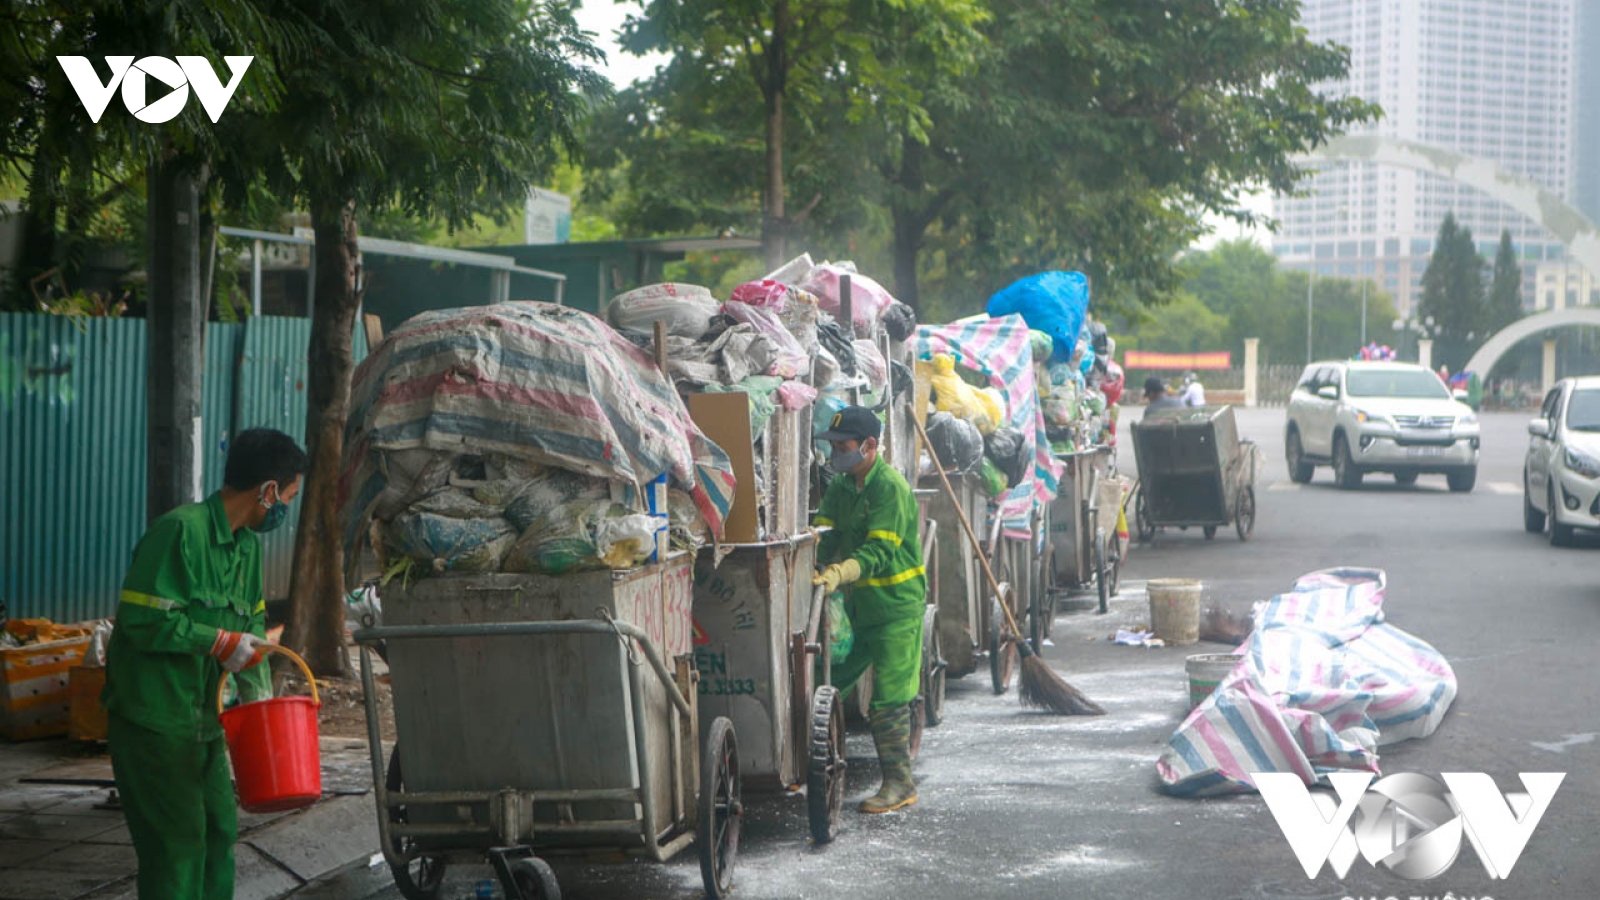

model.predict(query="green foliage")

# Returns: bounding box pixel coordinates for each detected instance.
[1119,240,1399,369]
[1487,229,1524,335]
[1419,213,1489,369]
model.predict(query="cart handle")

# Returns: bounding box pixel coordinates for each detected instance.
[354,619,692,718]
[215,644,319,713]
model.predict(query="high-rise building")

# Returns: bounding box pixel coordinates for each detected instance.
[1274,0,1581,318]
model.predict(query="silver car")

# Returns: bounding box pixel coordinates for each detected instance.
[1285,361,1481,491]
[1523,376,1600,546]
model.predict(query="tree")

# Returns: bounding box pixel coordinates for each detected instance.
[606,0,985,273]
[1487,229,1524,335]
[211,0,601,674]
[1419,213,1486,370]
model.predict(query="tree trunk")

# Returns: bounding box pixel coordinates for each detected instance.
[761,0,790,272]
[13,149,59,309]
[284,197,361,677]
[144,161,206,520]
[892,206,923,314]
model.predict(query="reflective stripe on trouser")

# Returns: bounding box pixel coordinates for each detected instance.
[831,613,923,710]
[108,714,237,900]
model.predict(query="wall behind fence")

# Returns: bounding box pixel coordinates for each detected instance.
[1,313,366,622]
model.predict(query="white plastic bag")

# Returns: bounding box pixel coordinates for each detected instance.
[722,301,809,378]
[606,283,720,339]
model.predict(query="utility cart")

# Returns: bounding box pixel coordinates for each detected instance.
[1046,446,1128,618]
[1130,406,1258,543]
[353,555,742,899]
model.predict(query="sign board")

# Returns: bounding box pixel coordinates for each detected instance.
[524,188,572,244]
[1124,350,1232,371]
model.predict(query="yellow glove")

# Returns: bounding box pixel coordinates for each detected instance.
[812,559,862,593]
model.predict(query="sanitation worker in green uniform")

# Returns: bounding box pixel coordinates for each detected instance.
[813,406,926,813]
[104,428,307,899]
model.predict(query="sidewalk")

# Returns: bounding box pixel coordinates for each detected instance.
[0,736,382,900]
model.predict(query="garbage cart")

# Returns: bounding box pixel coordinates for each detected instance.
[354,555,742,899]
[1047,446,1127,617]
[1130,406,1258,543]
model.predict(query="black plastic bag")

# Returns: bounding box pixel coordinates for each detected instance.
[925,412,984,473]
[984,426,1028,488]
[882,302,918,342]
[817,318,857,375]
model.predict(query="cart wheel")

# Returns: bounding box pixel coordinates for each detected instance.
[1094,530,1110,614]
[384,752,447,900]
[509,858,561,900]
[1106,531,1122,598]
[1135,489,1156,542]
[699,717,742,898]
[1203,526,1218,540]
[806,687,846,845]
[920,604,945,728]
[988,593,1016,695]
[922,530,939,607]
[1235,486,1256,542]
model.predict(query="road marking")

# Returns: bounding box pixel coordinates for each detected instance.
[1267,482,1301,492]
[1487,481,1520,496]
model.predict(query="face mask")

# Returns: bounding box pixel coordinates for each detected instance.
[827,446,867,475]
[251,482,290,534]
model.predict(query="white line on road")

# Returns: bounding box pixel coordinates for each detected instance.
[1267,482,1301,492]
[1486,481,1520,495]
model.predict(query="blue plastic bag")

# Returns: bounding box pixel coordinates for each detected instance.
[986,271,1090,363]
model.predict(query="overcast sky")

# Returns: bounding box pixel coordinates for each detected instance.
[573,3,1270,251]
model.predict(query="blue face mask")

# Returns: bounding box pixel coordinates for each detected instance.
[251,482,290,534]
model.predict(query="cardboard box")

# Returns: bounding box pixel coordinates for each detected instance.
[688,392,759,543]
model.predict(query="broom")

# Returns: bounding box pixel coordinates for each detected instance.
[911,414,1104,716]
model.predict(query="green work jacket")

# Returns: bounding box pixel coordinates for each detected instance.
[814,456,926,629]
[103,492,270,741]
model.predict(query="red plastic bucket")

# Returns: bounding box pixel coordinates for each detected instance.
[218,645,322,813]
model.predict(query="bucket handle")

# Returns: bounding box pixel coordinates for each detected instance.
[216,644,320,713]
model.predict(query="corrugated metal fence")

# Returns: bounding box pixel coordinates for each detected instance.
[1,313,366,622]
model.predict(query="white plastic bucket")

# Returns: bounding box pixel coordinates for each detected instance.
[1147,578,1202,645]
[1185,653,1243,707]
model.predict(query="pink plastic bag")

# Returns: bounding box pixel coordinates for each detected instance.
[721,301,809,379]
[730,280,792,310]
[799,264,897,338]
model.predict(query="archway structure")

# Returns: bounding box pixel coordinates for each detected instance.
[1301,135,1600,377]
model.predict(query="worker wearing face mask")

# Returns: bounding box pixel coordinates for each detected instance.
[812,406,926,813]
[103,428,308,899]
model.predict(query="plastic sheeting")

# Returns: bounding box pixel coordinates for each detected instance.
[986,271,1090,363]
[1156,568,1457,798]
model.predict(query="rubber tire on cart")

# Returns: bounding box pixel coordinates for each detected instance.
[1203,526,1218,540]
[509,858,561,900]
[384,752,447,900]
[920,605,945,728]
[806,687,846,845]
[989,593,1016,695]
[1135,488,1156,543]
[1235,486,1256,541]
[699,717,742,899]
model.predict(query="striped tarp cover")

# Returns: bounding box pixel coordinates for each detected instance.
[914,314,1064,538]
[1157,568,1457,797]
[337,303,737,557]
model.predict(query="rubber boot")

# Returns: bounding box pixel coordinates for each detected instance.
[860,705,917,813]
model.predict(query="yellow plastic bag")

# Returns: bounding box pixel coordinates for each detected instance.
[921,354,1003,434]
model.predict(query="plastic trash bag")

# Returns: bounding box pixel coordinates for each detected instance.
[924,354,1002,433]
[800,263,898,338]
[816,317,857,376]
[986,271,1090,363]
[606,283,720,339]
[595,514,662,569]
[882,302,917,342]
[829,591,854,659]
[979,457,1008,497]
[723,300,809,378]
[853,339,888,393]
[924,411,985,473]
[984,426,1027,488]
[387,512,516,573]
[1029,330,1054,366]
[730,279,792,309]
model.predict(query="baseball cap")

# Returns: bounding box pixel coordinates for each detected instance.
[818,406,882,442]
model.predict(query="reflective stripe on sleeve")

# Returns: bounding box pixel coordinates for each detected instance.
[120,590,181,611]
[814,516,835,527]
[866,529,903,547]
[858,565,926,588]
[252,599,266,616]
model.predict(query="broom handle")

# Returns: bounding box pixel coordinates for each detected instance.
[910,415,1027,642]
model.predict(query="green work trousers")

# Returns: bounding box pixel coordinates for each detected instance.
[108,714,237,900]
[831,613,924,711]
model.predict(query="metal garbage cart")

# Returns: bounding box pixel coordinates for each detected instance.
[354,554,743,899]
[1046,446,1127,618]
[1130,405,1258,542]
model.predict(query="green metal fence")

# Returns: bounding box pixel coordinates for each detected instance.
[1,313,367,623]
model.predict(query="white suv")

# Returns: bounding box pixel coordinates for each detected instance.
[1285,361,1481,491]
[1523,376,1600,546]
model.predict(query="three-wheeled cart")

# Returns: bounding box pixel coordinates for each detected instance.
[1129,406,1258,543]
[353,555,742,899]
[1046,446,1127,618]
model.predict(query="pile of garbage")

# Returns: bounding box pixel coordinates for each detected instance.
[985,271,1121,454]
[606,255,916,536]
[338,302,739,580]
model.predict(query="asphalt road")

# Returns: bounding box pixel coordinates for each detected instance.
[300,407,1598,900]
